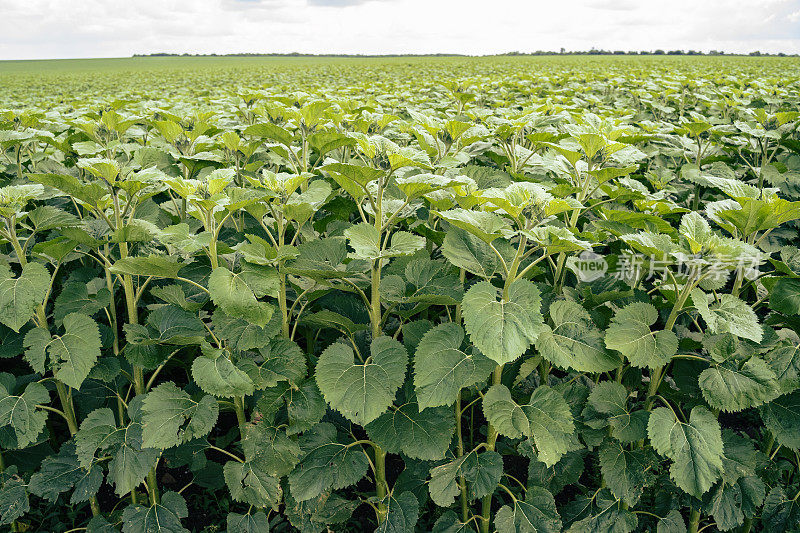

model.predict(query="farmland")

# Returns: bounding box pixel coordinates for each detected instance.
[1,55,800,532]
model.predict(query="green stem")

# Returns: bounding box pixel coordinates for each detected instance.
[234,396,247,431]
[456,391,469,523]
[480,365,504,533]
[371,261,382,339]
[55,381,101,516]
[375,445,388,523]
[688,507,701,533]
[645,283,693,411]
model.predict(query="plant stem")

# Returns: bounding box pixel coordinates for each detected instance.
[645,283,693,411]
[234,395,247,430]
[688,507,701,533]
[374,445,388,523]
[55,381,101,516]
[480,365,504,533]
[456,390,469,523]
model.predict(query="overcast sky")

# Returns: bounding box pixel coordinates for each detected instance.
[1,0,799,60]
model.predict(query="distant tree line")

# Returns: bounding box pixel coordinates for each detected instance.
[133,52,468,58]
[504,48,795,57]
[133,50,797,58]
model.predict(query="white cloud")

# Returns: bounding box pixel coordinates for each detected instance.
[0,0,798,59]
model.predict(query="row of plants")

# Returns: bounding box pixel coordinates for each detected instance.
[1,58,800,532]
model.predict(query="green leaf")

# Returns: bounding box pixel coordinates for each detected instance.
[605,302,678,369]
[482,384,574,467]
[223,460,282,510]
[288,422,370,501]
[344,223,424,260]
[429,450,503,506]
[109,256,184,279]
[413,322,494,410]
[315,336,407,425]
[53,280,109,326]
[323,162,383,198]
[647,406,724,497]
[191,344,255,398]
[209,266,275,327]
[239,338,307,389]
[141,382,218,449]
[436,208,510,243]
[770,278,800,315]
[108,406,161,497]
[76,407,124,468]
[29,442,101,504]
[708,476,765,531]
[598,441,656,506]
[433,511,474,533]
[376,491,419,533]
[144,306,206,345]
[366,400,455,460]
[241,422,301,477]
[656,510,686,533]
[0,468,28,525]
[212,309,281,352]
[463,279,545,365]
[536,300,621,373]
[0,262,49,332]
[699,358,779,412]
[586,382,648,443]
[762,486,800,532]
[28,313,101,389]
[0,381,48,448]
[759,392,800,450]
[122,491,189,533]
[692,290,763,343]
[441,227,501,279]
[494,486,562,533]
[226,511,270,533]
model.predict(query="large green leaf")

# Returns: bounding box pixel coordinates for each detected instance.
[24,312,101,389]
[759,391,800,450]
[208,266,276,327]
[109,256,184,279]
[598,441,656,506]
[141,382,218,449]
[699,358,779,412]
[429,450,503,506]
[769,278,800,315]
[436,208,510,243]
[191,344,255,398]
[536,300,621,373]
[585,382,649,443]
[494,486,562,533]
[0,381,48,448]
[605,302,677,369]
[413,322,494,410]
[376,491,419,533]
[647,406,724,497]
[226,511,270,533]
[441,227,501,279]
[122,491,189,533]
[692,290,762,343]
[0,467,28,526]
[0,262,49,332]
[315,336,407,425]
[482,384,574,466]
[223,460,282,509]
[462,279,545,365]
[287,422,369,502]
[365,399,455,460]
